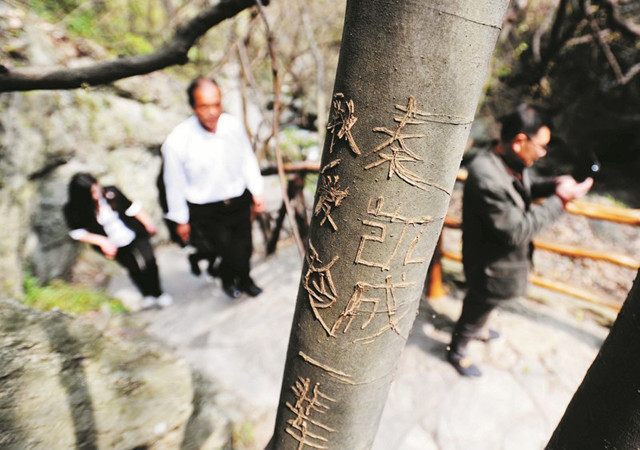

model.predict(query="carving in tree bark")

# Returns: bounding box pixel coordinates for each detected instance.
[267,0,510,448]
[0,0,268,92]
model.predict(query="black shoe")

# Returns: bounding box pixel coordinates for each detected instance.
[222,282,241,299]
[207,261,220,278]
[447,354,482,377]
[472,329,500,342]
[188,253,201,276]
[239,279,263,297]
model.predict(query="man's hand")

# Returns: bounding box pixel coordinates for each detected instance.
[252,195,266,214]
[177,223,191,244]
[555,176,594,207]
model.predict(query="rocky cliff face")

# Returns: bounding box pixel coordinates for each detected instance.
[0,298,233,448]
[0,5,189,298]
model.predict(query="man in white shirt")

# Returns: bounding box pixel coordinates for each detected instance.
[162,77,266,298]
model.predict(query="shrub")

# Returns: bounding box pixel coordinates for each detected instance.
[23,275,125,315]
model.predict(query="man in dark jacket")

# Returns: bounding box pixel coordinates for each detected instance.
[447,105,593,377]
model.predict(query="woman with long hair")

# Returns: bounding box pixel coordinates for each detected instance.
[63,172,172,309]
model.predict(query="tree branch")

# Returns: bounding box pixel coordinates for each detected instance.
[298,0,326,132]
[619,62,640,85]
[533,0,560,63]
[600,0,640,38]
[254,0,306,260]
[533,0,581,80]
[0,0,264,92]
[583,0,625,82]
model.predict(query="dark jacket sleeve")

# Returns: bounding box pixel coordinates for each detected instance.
[472,177,564,248]
[530,171,557,199]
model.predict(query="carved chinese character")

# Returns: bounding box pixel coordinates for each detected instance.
[331,276,415,343]
[299,351,355,385]
[355,197,435,271]
[304,242,340,336]
[365,96,468,194]
[315,174,349,231]
[327,93,361,155]
[285,377,336,449]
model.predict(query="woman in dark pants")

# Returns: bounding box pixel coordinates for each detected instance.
[63,172,172,309]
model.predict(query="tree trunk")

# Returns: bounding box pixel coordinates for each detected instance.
[547,269,640,449]
[269,1,509,448]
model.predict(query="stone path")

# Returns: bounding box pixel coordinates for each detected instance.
[111,241,611,449]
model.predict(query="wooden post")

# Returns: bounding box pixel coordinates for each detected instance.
[427,236,447,299]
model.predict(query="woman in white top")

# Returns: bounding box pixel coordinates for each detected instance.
[63,173,172,309]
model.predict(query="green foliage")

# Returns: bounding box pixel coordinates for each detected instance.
[121,33,154,56]
[232,420,255,448]
[67,10,96,37]
[602,194,630,209]
[22,275,125,315]
[28,0,83,22]
[28,0,165,56]
[279,127,320,161]
[513,42,529,59]
[305,173,318,196]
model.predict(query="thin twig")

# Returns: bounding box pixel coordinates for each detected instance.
[583,0,624,83]
[297,0,326,133]
[254,0,306,259]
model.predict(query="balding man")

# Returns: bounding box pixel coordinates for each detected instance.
[162,77,265,298]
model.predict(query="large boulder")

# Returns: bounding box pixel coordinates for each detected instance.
[0,4,189,297]
[0,299,232,449]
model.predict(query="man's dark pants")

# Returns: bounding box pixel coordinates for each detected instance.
[449,289,508,361]
[188,190,253,287]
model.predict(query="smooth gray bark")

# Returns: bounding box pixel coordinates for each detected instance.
[547,269,640,449]
[269,1,509,448]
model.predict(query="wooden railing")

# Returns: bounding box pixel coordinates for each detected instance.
[260,163,640,312]
[428,170,640,312]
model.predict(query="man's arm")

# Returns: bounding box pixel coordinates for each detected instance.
[234,117,265,212]
[161,139,190,226]
[471,179,565,248]
[530,174,557,199]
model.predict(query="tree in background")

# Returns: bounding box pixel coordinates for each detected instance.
[483,0,640,175]
[267,1,510,448]
[4,1,637,175]
[547,268,640,448]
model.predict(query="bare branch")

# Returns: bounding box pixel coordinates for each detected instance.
[534,0,582,79]
[566,28,613,46]
[600,0,640,38]
[533,0,560,63]
[583,0,625,82]
[254,0,306,259]
[619,62,640,85]
[0,0,262,92]
[159,0,175,18]
[548,0,572,53]
[298,0,326,132]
